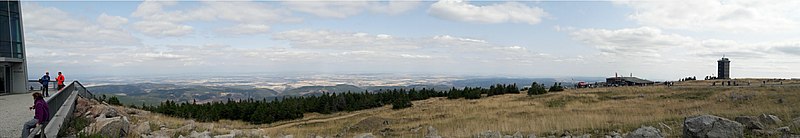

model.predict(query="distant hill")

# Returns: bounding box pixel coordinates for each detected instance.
[452,78,557,88]
[282,84,365,96]
[88,83,279,106]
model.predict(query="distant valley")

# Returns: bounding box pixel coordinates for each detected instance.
[85,75,604,106]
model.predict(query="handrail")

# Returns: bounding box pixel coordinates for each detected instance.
[36,80,93,138]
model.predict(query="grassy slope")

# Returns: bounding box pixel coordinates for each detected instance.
[129,79,800,137]
[258,79,800,137]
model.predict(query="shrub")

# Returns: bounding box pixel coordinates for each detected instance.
[528,82,547,96]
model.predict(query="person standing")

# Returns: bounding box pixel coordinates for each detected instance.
[56,72,65,91]
[21,92,49,138]
[39,72,50,97]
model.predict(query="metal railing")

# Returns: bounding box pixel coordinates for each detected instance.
[35,80,93,138]
[27,80,58,91]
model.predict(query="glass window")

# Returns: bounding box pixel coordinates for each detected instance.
[0,41,11,58]
[0,14,8,42]
[12,42,21,58]
[10,13,19,42]
[8,1,17,13]
[0,2,8,12]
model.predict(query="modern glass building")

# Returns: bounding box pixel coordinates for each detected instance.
[0,0,27,94]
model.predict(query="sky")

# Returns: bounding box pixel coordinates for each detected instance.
[21,0,800,80]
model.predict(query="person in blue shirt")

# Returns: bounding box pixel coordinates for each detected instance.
[39,72,50,97]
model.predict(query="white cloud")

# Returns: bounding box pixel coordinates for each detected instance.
[571,27,800,70]
[97,13,128,28]
[571,27,694,57]
[23,3,139,47]
[132,21,194,37]
[284,1,421,18]
[618,0,800,32]
[428,0,547,24]
[217,24,271,35]
[130,1,295,37]
[272,29,552,63]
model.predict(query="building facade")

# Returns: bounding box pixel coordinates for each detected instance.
[0,0,27,94]
[717,57,730,79]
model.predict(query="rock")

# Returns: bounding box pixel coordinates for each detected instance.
[213,133,235,138]
[81,116,130,137]
[280,135,294,138]
[503,135,513,138]
[190,131,212,138]
[760,114,783,125]
[625,126,662,138]
[179,135,187,138]
[411,126,422,133]
[178,121,196,132]
[791,117,800,128]
[527,132,537,138]
[512,131,524,138]
[133,121,152,135]
[573,134,591,138]
[776,126,791,134]
[683,115,744,138]
[228,129,242,137]
[734,116,766,130]
[354,133,375,138]
[103,106,120,118]
[478,130,502,138]
[426,126,441,138]
[752,129,776,136]
[605,131,622,138]
[146,129,174,138]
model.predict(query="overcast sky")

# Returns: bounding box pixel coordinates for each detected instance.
[22,0,800,80]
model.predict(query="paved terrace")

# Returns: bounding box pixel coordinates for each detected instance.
[0,91,52,137]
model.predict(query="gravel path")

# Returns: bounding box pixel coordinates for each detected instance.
[0,92,50,138]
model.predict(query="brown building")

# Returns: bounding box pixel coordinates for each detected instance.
[606,77,654,86]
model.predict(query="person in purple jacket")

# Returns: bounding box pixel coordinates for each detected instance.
[22,92,48,138]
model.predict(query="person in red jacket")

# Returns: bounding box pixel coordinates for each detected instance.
[56,72,65,91]
[22,92,49,138]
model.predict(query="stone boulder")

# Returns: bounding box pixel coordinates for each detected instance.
[213,133,234,138]
[512,131,524,138]
[425,126,441,138]
[82,116,131,137]
[760,114,783,125]
[625,126,662,138]
[683,115,744,138]
[190,131,212,138]
[478,130,502,138]
[355,133,376,138]
[734,116,766,130]
[606,131,622,138]
[133,121,152,135]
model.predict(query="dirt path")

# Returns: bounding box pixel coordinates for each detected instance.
[261,111,365,131]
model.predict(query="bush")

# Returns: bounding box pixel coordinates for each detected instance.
[464,89,482,99]
[527,82,547,96]
[549,82,564,92]
[391,97,412,109]
[107,96,122,106]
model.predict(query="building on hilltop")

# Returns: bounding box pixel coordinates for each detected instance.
[717,57,730,79]
[0,0,27,94]
[605,73,654,86]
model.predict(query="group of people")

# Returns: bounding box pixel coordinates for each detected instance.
[21,71,65,138]
[37,71,65,97]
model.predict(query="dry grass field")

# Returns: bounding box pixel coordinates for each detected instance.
[130,79,800,137]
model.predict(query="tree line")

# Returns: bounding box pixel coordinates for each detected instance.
[137,83,567,124]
